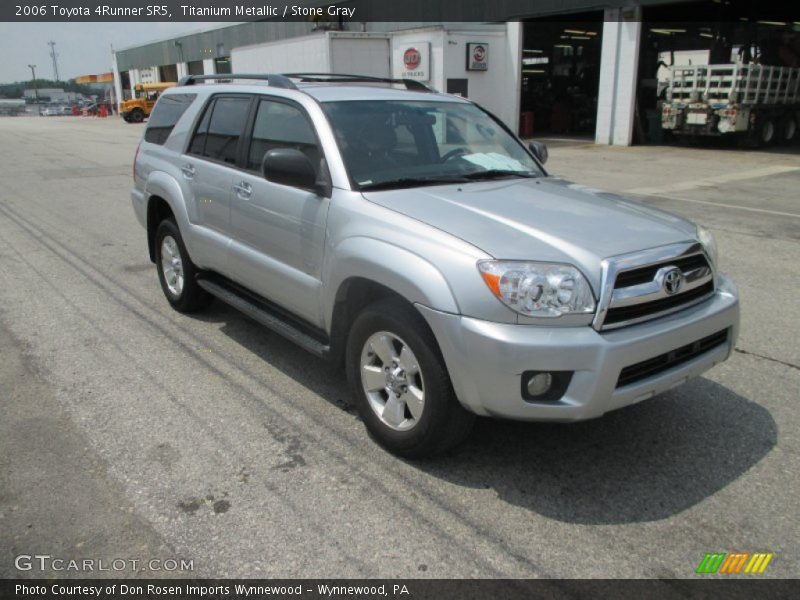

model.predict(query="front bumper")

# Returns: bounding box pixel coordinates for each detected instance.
[418,275,739,421]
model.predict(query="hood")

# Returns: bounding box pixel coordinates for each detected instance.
[362,177,697,288]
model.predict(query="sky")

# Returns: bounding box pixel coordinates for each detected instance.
[0,22,231,83]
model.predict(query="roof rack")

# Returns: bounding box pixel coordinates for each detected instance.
[177,73,298,90]
[176,72,436,93]
[283,73,434,92]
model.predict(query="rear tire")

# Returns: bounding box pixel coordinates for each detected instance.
[346,298,474,458]
[756,117,776,146]
[154,219,211,313]
[779,114,797,145]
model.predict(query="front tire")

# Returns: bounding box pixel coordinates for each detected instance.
[346,298,474,458]
[130,108,144,123]
[154,219,211,313]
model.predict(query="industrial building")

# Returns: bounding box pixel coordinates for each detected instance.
[23,88,84,104]
[112,0,799,145]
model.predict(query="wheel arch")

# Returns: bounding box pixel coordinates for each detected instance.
[144,172,190,263]
[325,239,460,365]
[146,195,175,262]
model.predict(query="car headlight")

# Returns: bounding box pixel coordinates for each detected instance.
[478,260,595,318]
[696,225,717,266]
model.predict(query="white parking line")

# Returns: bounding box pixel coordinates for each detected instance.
[623,164,800,218]
[642,194,800,219]
[626,165,800,196]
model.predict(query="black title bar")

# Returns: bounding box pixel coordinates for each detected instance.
[2,579,797,600]
[2,0,798,22]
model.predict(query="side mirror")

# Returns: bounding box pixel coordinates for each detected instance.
[262,148,331,197]
[528,141,548,165]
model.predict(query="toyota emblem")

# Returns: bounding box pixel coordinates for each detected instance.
[663,268,684,295]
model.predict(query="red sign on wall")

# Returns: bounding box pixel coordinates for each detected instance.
[394,42,429,80]
[403,47,421,70]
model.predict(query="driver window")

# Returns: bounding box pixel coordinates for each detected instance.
[189,96,251,165]
[247,99,320,173]
[328,111,429,183]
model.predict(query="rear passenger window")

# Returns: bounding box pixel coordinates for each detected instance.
[247,100,320,172]
[144,93,196,145]
[189,96,251,164]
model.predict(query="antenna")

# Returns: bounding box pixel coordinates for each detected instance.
[48,41,60,82]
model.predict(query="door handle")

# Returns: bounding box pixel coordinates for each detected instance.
[233,181,252,200]
[181,164,195,180]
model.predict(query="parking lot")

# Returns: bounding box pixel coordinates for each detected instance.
[0,116,798,578]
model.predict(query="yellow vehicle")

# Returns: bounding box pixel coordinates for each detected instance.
[121,82,176,123]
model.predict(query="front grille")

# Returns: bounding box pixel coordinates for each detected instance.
[616,329,729,388]
[604,281,714,326]
[599,250,714,329]
[614,254,709,288]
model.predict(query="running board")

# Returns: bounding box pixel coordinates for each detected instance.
[197,276,330,359]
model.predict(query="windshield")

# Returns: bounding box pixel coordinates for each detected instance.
[322,100,543,190]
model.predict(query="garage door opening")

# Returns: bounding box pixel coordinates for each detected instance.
[520,13,603,140]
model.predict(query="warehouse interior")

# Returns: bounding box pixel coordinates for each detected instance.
[520,14,604,137]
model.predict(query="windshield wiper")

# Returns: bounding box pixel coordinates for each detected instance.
[462,170,538,180]
[358,176,469,191]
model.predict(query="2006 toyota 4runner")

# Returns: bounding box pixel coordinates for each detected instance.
[131,73,739,457]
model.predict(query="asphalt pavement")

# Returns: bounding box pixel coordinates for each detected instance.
[0,116,797,579]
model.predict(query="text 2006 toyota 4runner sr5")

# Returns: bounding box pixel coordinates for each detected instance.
[131,73,739,458]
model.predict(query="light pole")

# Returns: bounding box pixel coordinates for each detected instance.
[48,41,60,81]
[27,64,39,104]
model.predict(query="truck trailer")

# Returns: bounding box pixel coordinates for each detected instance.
[660,63,800,146]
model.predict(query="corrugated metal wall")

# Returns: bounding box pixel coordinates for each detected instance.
[115,0,686,71]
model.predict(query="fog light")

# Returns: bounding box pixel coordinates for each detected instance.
[521,370,573,402]
[527,372,553,397]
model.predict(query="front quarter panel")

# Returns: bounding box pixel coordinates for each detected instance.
[322,190,518,330]
[325,236,459,320]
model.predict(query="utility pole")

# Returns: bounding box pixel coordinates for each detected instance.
[27,64,39,104]
[48,40,60,81]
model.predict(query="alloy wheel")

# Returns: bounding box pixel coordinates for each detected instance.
[360,331,425,431]
[160,235,184,297]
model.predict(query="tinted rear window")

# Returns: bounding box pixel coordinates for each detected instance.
[144,94,196,145]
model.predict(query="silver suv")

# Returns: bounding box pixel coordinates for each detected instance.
[132,73,739,457]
